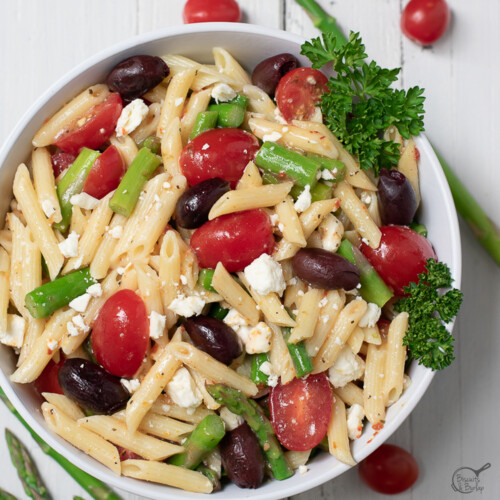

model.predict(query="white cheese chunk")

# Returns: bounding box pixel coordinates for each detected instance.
[168,295,206,317]
[149,311,166,340]
[41,199,56,219]
[121,378,141,394]
[71,314,89,334]
[115,99,149,137]
[358,303,381,328]
[47,338,59,351]
[294,184,312,213]
[58,231,79,258]
[219,407,244,431]
[298,465,309,475]
[70,193,99,210]
[262,131,283,143]
[108,225,123,239]
[328,346,365,388]
[86,283,102,298]
[259,361,273,376]
[346,403,365,440]
[0,314,26,348]
[223,308,250,328]
[244,253,286,296]
[211,83,237,103]
[166,367,202,409]
[237,322,272,354]
[69,293,91,313]
[268,374,279,387]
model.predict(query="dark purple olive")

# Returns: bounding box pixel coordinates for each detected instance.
[220,422,265,489]
[106,55,169,100]
[174,178,230,229]
[184,316,242,365]
[377,168,417,225]
[58,358,129,415]
[292,248,360,290]
[252,53,299,96]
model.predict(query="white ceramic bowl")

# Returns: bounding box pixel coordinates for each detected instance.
[0,23,461,500]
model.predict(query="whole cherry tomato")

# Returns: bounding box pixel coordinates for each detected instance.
[269,373,332,451]
[401,0,450,46]
[361,226,437,296]
[91,290,149,378]
[180,128,259,188]
[51,152,76,177]
[34,359,65,395]
[54,93,123,155]
[191,209,275,272]
[275,68,328,122]
[183,0,241,23]
[359,444,419,494]
[83,145,125,199]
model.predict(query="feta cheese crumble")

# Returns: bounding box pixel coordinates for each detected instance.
[168,294,206,317]
[58,231,79,258]
[346,403,365,440]
[149,311,166,340]
[211,83,237,103]
[86,283,102,298]
[47,338,59,351]
[115,99,149,137]
[166,367,202,409]
[70,192,99,210]
[121,378,141,394]
[294,184,312,213]
[108,225,123,239]
[219,407,244,431]
[69,293,91,313]
[298,465,309,475]
[358,303,382,328]
[243,253,286,296]
[0,314,26,348]
[41,199,56,219]
[237,322,272,354]
[223,308,250,328]
[328,346,365,388]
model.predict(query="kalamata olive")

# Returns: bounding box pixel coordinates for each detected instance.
[377,168,417,225]
[292,248,360,290]
[251,53,299,96]
[220,422,265,489]
[174,177,230,229]
[184,316,242,365]
[106,55,169,100]
[58,358,129,415]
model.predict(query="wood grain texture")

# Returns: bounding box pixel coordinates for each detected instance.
[0,1,499,499]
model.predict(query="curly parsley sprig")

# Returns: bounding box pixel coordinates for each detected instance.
[394,259,463,371]
[301,32,426,174]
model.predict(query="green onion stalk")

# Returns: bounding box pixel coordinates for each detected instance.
[295,0,500,267]
[0,387,122,500]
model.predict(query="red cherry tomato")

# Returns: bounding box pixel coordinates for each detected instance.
[183,0,241,23]
[180,128,259,188]
[191,209,274,272]
[359,444,419,494]
[361,226,436,296]
[91,290,149,378]
[34,359,64,395]
[117,446,142,461]
[401,0,450,46]
[275,68,328,122]
[51,152,76,177]
[54,93,123,155]
[83,145,125,199]
[269,373,332,451]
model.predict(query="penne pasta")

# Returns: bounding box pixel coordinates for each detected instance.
[327,395,356,466]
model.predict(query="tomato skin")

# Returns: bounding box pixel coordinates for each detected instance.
[51,152,76,177]
[183,0,241,23]
[191,209,275,272]
[91,290,149,378]
[117,446,142,461]
[359,444,419,494]
[361,226,437,296]
[269,373,332,452]
[401,0,450,46]
[180,128,259,188]
[83,145,125,199]
[54,93,123,155]
[34,359,65,395]
[275,68,328,122]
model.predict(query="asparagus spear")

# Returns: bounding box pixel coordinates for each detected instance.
[190,111,219,139]
[5,429,51,500]
[0,488,18,500]
[206,384,293,481]
[138,135,161,154]
[281,327,313,378]
[169,414,225,469]
[296,0,500,267]
[198,268,217,292]
[250,353,270,385]
[0,387,122,500]
[196,465,221,492]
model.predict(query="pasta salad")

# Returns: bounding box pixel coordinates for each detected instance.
[0,44,442,493]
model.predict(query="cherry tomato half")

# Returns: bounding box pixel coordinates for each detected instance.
[34,359,65,395]
[91,290,149,378]
[83,145,125,199]
[275,68,328,122]
[51,152,76,178]
[269,373,332,451]
[183,0,241,23]
[361,226,436,296]
[180,128,260,188]
[359,444,419,494]
[54,93,123,155]
[191,209,275,272]
[401,0,450,46]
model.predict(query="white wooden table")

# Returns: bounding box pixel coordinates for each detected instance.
[0,1,499,499]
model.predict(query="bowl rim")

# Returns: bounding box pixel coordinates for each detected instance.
[0,22,462,500]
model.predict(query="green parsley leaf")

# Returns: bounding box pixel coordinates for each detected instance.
[394,259,463,371]
[301,31,426,174]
